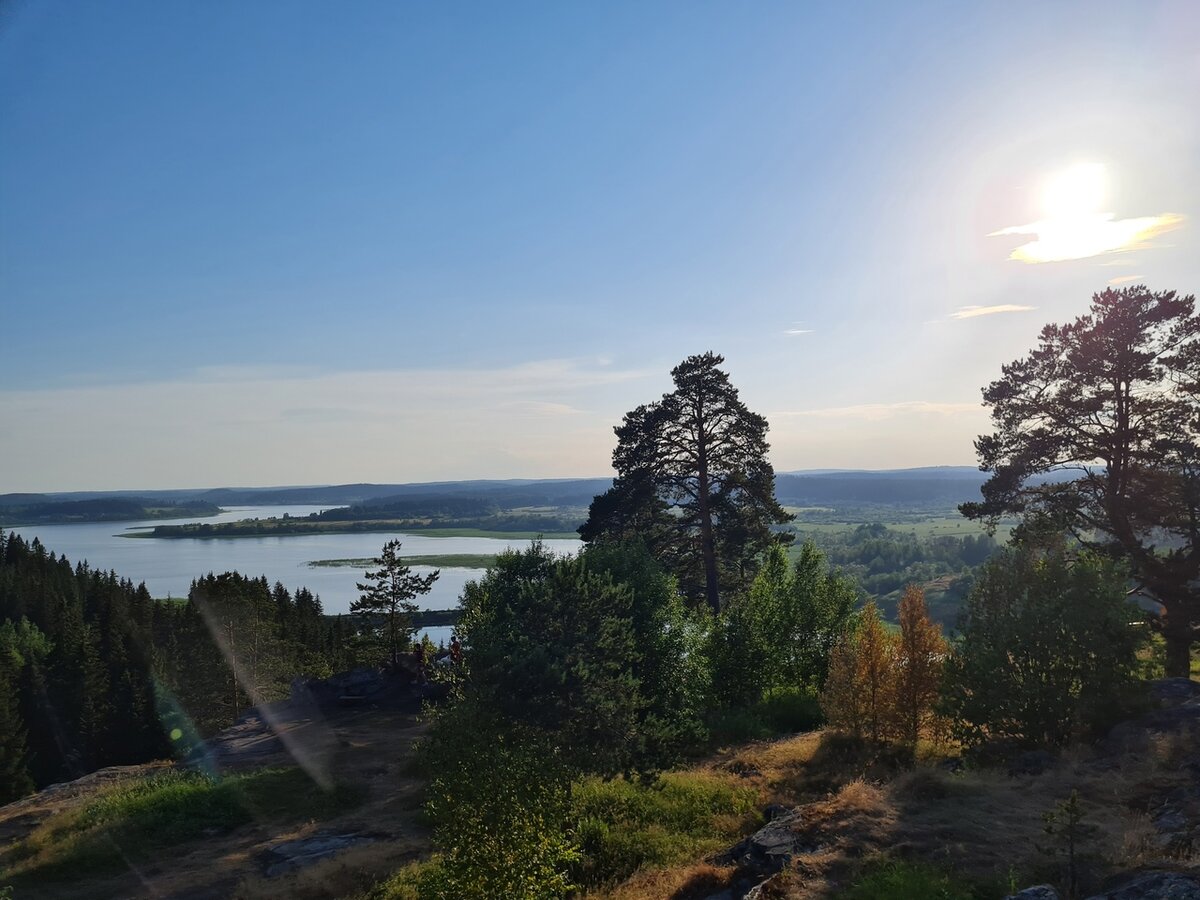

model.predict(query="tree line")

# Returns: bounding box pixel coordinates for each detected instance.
[0,534,351,802]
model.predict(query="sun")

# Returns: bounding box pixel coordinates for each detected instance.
[1040,162,1106,220]
[990,161,1182,264]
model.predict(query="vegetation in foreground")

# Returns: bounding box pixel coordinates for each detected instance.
[1,767,363,887]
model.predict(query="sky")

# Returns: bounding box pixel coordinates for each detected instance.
[2,1,1198,492]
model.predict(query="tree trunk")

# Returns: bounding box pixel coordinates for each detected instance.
[1163,606,1193,678]
[697,446,720,614]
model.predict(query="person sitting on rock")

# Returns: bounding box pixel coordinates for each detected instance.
[449,633,463,665]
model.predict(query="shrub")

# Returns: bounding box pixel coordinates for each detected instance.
[423,704,579,899]
[707,686,824,744]
[941,544,1145,749]
[572,772,758,886]
[843,859,987,900]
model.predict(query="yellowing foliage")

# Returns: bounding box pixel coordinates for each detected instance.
[893,586,947,746]
[820,590,945,746]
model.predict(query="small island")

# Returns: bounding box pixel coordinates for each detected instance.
[120,494,584,540]
[308,554,499,569]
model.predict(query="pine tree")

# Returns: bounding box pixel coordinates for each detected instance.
[580,352,793,612]
[353,541,439,668]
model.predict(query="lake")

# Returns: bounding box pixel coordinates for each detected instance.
[4,505,581,643]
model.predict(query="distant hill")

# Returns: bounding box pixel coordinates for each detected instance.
[775,468,988,506]
[9,468,1080,516]
[0,497,222,526]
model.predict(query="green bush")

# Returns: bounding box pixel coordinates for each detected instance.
[941,545,1146,749]
[843,859,988,900]
[572,772,758,886]
[707,542,857,709]
[362,858,446,900]
[423,706,579,900]
[707,686,823,744]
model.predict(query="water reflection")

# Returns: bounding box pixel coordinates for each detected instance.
[6,505,581,620]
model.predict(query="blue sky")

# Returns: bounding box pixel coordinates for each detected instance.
[2,1,1197,491]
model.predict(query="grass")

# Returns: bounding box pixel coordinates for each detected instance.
[308,554,500,569]
[573,771,760,887]
[841,859,997,900]
[363,771,760,898]
[2,767,365,885]
[361,703,1200,900]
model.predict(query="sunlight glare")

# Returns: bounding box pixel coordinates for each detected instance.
[1041,162,1106,220]
[990,162,1182,264]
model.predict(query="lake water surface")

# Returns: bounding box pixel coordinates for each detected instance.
[5,506,581,636]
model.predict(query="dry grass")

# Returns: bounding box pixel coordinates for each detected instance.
[593,862,736,900]
[0,709,432,900]
[595,723,1200,900]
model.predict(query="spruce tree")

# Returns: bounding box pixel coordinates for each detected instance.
[0,647,33,803]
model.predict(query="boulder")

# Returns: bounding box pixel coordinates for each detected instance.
[1098,703,1200,758]
[719,809,811,876]
[1085,870,1200,899]
[1149,679,1200,708]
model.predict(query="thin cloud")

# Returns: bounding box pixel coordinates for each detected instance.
[774,401,979,422]
[500,400,583,417]
[783,328,814,335]
[0,359,645,491]
[990,213,1183,264]
[949,304,1035,319]
[1107,275,1143,286]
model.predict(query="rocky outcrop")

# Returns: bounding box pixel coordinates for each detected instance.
[1085,870,1200,899]
[716,807,811,877]
[1005,887,1060,900]
[1100,680,1200,758]
[260,831,379,877]
[1149,679,1200,708]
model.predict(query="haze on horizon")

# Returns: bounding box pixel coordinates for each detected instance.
[2,1,1198,493]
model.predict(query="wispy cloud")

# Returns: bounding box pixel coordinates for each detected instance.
[1107,275,1143,286]
[949,304,1035,319]
[774,401,979,421]
[783,328,814,335]
[990,213,1183,264]
[0,359,647,490]
[499,400,583,417]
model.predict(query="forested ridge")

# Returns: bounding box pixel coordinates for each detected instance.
[0,533,347,801]
[0,497,221,526]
